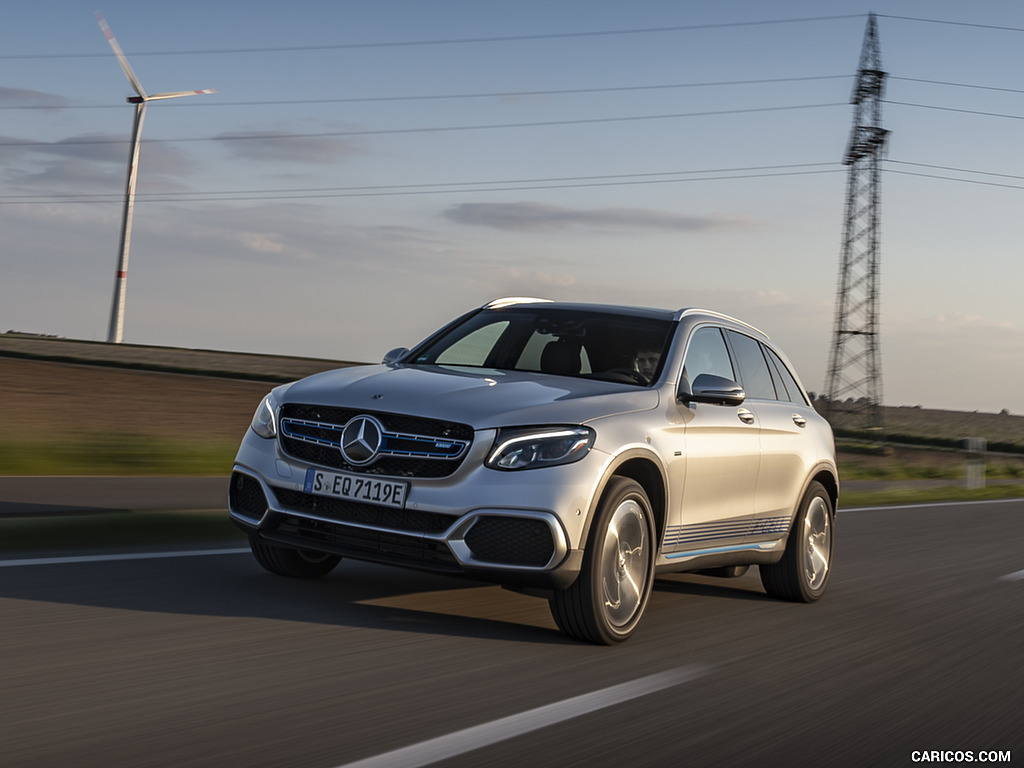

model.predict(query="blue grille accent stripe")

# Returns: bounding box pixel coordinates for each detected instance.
[281,417,469,461]
[282,418,342,447]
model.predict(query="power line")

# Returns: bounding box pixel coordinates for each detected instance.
[885,160,1024,190]
[1,161,839,196]
[8,158,1024,206]
[7,74,1022,113]
[0,101,846,148]
[884,169,1024,191]
[876,14,1024,34]
[888,159,1024,182]
[0,15,864,60]
[0,75,852,110]
[890,76,1024,96]
[0,162,844,205]
[10,95,1020,150]
[884,99,1024,121]
[4,12,1021,63]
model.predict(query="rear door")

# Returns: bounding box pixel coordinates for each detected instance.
[724,331,815,543]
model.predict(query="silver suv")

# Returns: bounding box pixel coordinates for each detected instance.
[230,298,838,643]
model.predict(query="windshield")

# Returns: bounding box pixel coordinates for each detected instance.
[409,307,675,386]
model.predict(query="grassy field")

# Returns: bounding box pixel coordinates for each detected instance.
[2,356,268,476]
[876,405,1024,447]
[3,334,1024,503]
[1,334,355,476]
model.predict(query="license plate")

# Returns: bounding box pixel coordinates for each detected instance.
[303,468,408,509]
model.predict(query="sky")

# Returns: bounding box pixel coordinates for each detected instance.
[2,1,1023,414]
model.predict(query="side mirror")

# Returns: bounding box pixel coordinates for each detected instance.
[381,347,410,365]
[681,373,746,406]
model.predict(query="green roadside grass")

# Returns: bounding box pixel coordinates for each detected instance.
[0,436,244,554]
[0,435,238,476]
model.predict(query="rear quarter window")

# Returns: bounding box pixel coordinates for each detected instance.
[764,346,808,405]
[725,330,776,400]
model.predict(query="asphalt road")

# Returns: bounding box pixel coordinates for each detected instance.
[0,476,229,515]
[1,499,1021,768]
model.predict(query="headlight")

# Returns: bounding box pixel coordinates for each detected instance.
[250,394,278,439]
[486,426,594,471]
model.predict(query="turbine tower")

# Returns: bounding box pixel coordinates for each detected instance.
[96,12,215,344]
[823,13,888,430]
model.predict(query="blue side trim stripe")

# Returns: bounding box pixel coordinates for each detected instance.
[665,516,791,547]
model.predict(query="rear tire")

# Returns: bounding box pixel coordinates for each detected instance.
[248,535,342,579]
[759,481,833,602]
[549,477,656,644]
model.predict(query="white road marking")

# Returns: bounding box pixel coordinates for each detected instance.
[0,548,248,568]
[333,665,709,768]
[1000,569,1024,582]
[841,497,1024,513]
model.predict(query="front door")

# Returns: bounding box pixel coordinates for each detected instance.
[665,326,760,554]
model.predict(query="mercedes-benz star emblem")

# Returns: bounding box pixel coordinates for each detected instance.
[340,415,384,466]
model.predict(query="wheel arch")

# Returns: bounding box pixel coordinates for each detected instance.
[810,465,839,514]
[584,450,668,549]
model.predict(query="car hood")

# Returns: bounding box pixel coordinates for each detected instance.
[279,364,659,428]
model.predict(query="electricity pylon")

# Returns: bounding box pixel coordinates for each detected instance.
[823,13,888,430]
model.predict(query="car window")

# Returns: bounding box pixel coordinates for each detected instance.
[412,307,672,385]
[434,321,509,366]
[764,346,808,405]
[519,332,592,374]
[764,346,789,401]
[725,330,776,400]
[681,327,735,392]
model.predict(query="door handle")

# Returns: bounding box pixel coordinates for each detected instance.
[737,408,755,425]
[792,414,807,428]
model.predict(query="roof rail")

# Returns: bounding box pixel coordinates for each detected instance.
[675,308,768,339]
[484,297,553,309]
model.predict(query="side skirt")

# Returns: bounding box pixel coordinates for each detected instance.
[655,539,785,574]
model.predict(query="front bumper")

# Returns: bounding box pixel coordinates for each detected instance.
[228,431,595,589]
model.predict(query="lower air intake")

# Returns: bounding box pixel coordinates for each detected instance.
[463,517,555,567]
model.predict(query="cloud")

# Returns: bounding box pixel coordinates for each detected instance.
[1,133,204,195]
[0,87,69,109]
[28,134,129,165]
[927,312,1016,332]
[4,158,121,193]
[234,231,286,255]
[216,129,364,164]
[443,201,757,233]
[893,311,1024,364]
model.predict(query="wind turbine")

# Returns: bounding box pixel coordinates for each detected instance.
[95,12,215,343]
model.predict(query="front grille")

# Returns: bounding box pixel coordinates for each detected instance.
[265,516,460,571]
[463,517,555,567]
[229,472,267,521]
[271,487,453,534]
[279,404,474,478]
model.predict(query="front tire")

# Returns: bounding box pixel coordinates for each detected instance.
[549,477,656,644]
[248,535,342,578]
[759,481,833,602]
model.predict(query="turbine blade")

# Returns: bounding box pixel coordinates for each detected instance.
[146,89,217,101]
[95,12,147,99]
